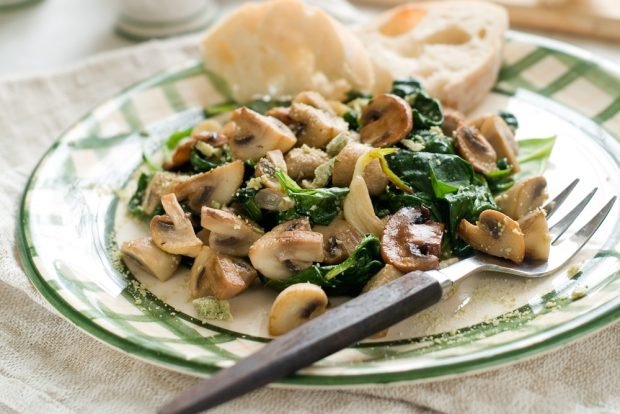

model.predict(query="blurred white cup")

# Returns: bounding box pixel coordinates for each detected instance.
[117,0,218,40]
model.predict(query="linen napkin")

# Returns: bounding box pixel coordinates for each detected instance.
[1,34,619,414]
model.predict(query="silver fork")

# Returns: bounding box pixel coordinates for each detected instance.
[160,179,616,414]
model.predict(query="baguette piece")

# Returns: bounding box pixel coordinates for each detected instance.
[356,1,508,113]
[200,0,375,102]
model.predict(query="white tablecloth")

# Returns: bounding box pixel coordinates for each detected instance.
[1,12,620,414]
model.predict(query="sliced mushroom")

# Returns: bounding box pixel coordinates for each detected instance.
[174,160,244,213]
[458,209,525,264]
[284,145,330,181]
[120,237,180,282]
[229,107,297,161]
[313,216,363,264]
[343,153,385,237]
[518,209,551,261]
[453,125,497,174]
[495,176,548,220]
[248,219,324,280]
[288,103,347,149]
[470,115,519,156]
[441,108,465,137]
[255,149,288,189]
[201,207,263,256]
[292,91,335,114]
[192,119,223,135]
[141,172,188,215]
[361,264,404,339]
[477,115,520,173]
[360,94,413,147]
[150,193,203,257]
[381,207,444,272]
[268,283,328,336]
[265,106,294,126]
[328,100,351,117]
[190,246,257,299]
[254,187,294,211]
[332,142,389,196]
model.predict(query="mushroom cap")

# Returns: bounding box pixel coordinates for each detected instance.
[332,142,388,196]
[268,283,328,336]
[284,145,329,181]
[255,149,288,189]
[292,91,335,114]
[140,171,188,215]
[150,193,203,257]
[174,160,245,213]
[458,209,525,264]
[360,93,413,147]
[381,207,444,272]
[313,216,363,264]
[248,219,324,280]
[120,237,180,282]
[201,207,263,257]
[495,176,548,220]
[453,125,497,174]
[441,107,465,137]
[518,208,551,261]
[288,103,347,149]
[478,115,520,173]
[190,246,257,299]
[229,107,297,161]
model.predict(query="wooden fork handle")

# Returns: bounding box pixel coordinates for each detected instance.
[159,271,445,414]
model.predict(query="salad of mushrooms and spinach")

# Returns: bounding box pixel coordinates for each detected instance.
[120,78,556,336]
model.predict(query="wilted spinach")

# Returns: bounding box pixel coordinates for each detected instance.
[515,136,556,180]
[443,184,497,237]
[127,172,159,219]
[403,129,454,154]
[263,235,384,296]
[390,78,443,130]
[233,187,263,223]
[499,110,519,133]
[275,170,348,225]
[381,187,442,221]
[386,150,474,198]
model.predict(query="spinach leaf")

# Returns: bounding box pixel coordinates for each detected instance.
[390,78,443,130]
[443,184,497,237]
[204,101,237,118]
[189,149,220,172]
[403,129,454,154]
[344,90,372,103]
[386,150,474,197]
[515,136,556,180]
[499,110,519,133]
[128,172,155,219]
[485,158,514,194]
[233,187,263,223]
[263,235,384,296]
[165,128,192,150]
[382,188,442,221]
[275,170,349,225]
[343,110,360,131]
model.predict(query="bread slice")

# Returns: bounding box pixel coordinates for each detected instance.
[356,1,508,113]
[200,0,375,102]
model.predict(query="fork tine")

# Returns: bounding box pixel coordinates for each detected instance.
[552,197,617,258]
[543,178,579,219]
[549,187,598,243]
